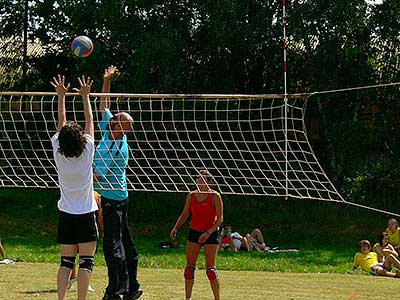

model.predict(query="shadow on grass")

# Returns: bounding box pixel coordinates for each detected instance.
[22,289,57,294]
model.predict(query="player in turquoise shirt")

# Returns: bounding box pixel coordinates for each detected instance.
[93,66,142,300]
[93,108,129,200]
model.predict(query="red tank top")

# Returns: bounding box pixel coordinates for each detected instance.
[190,191,217,232]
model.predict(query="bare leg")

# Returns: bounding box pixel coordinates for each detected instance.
[58,244,78,300]
[77,241,96,300]
[185,241,201,300]
[0,239,5,259]
[250,228,266,251]
[230,239,238,252]
[385,254,400,270]
[204,244,220,300]
[377,266,398,278]
[244,235,252,251]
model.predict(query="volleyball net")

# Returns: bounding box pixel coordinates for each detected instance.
[0,92,346,202]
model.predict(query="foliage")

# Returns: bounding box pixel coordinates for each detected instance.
[0,1,400,208]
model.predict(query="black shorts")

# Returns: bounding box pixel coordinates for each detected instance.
[57,211,98,244]
[188,228,219,245]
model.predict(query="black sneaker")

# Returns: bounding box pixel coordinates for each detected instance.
[103,292,122,300]
[123,289,143,300]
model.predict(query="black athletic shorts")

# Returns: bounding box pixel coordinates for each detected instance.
[188,228,219,245]
[57,210,98,244]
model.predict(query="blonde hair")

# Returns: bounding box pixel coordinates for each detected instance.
[388,218,399,226]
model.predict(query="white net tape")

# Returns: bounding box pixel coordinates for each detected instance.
[0,92,344,201]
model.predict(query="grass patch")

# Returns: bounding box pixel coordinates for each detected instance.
[0,263,398,300]
[2,236,354,273]
[0,188,392,274]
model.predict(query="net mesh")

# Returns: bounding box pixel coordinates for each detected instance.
[0,92,343,201]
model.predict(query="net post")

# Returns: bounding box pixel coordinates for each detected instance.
[283,0,289,200]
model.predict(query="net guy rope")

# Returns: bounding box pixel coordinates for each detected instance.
[0,91,344,203]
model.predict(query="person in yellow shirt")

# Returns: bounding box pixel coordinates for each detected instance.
[353,240,400,277]
[385,218,400,253]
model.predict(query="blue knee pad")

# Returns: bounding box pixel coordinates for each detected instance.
[184,265,196,279]
[61,256,75,270]
[79,256,94,272]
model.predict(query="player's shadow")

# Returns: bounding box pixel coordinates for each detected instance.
[22,289,57,294]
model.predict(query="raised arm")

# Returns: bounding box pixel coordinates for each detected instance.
[99,65,119,113]
[50,75,70,132]
[170,193,192,240]
[74,76,94,136]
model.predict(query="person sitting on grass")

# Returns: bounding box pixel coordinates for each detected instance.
[245,228,267,252]
[219,226,267,252]
[385,218,400,253]
[218,226,247,252]
[353,240,400,277]
[373,232,398,263]
[219,224,235,251]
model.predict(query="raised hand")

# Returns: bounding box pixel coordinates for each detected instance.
[73,75,93,98]
[50,75,70,95]
[103,65,119,81]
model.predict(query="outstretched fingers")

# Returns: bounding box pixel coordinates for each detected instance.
[74,75,93,96]
[104,65,119,79]
[51,74,70,94]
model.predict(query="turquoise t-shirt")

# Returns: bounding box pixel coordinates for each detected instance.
[93,109,129,200]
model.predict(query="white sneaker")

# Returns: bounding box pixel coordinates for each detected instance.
[67,277,77,290]
[88,285,95,292]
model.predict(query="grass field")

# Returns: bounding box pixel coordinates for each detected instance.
[1,188,396,299]
[0,262,397,300]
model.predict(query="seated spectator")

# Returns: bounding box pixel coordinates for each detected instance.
[245,228,267,252]
[230,231,248,252]
[373,232,398,263]
[219,226,267,252]
[353,240,400,277]
[385,218,400,253]
[219,224,234,251]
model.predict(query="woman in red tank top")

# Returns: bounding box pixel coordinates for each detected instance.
[170,170,223,300]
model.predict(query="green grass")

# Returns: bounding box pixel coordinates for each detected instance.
[2,188,397,299]
[2,235,354,273]
[0,187,392,274]
[0,263,398,300]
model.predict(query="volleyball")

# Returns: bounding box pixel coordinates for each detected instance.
[71,35,93,58]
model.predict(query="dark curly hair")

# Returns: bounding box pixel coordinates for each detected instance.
[58,122,85,158]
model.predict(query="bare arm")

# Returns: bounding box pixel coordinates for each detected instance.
[99,65,119,113]
[373,244,385,260]
[198,192,224,244]
[383,244,398,257]
[50,75,70,132]
[74,76,94,136]
[170,193,191,240]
